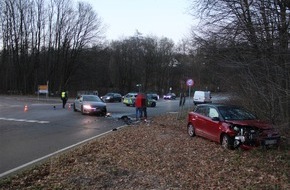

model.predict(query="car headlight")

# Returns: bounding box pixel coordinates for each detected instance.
[106,97,111,100]
[83,105,92,109]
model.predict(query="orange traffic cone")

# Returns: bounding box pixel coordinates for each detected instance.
[24,105,28,112]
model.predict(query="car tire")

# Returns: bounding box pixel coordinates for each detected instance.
[73,104,77,112]
[221,134,234,150]
[151,102,156,107]
[187,124,195,137]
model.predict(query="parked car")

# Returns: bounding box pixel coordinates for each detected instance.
[193,91,212,105]
[123,93,157,107]
[101,93,122,102]
[147,93,159,100]
[73,95,107,116]
[123,93,138,106]
[146,95,157,107]
[163,93,176,100]
[187,104,280,150]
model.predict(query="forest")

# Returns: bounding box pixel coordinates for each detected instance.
[0,0,289,123]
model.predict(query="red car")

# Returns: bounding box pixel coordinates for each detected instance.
[187,104,280,150]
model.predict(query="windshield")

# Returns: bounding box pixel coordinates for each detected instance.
[83,95,102,102]
[105,93,113,96]
[219,106,257,120]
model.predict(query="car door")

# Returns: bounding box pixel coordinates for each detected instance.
[193,106,209,137]
[203,107,221,142]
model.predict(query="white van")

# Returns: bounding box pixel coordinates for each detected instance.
[193,91,212,105]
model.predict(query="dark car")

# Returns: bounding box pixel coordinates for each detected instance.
[147,93,159,100]
[101,93,122,102]
[146,94,157,107]
[73,95,107,116]
[163,93,176,100]
[187,104,280,150]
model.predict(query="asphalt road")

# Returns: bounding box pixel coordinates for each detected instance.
[0,93,229,178]
[0,95,182,178]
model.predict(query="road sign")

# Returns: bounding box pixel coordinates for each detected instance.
[38,85,48,94]
[186,79,194,87]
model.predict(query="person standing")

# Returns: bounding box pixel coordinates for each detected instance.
[141,93,147,120]
[135,93,143,120]
[61,91,68,108]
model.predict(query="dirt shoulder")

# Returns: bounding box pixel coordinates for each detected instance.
[0,113,289,189]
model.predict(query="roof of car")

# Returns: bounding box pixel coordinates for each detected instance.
[105,92,121,95]
[81,94,98,97]
[196,103,240,108]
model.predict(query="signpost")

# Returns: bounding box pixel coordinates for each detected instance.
[38,81,49,100]
[38,85,48,94]
[178,79,194,119]
[136,84,142,92]
[186,79,194,105]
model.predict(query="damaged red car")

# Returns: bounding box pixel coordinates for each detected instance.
[187,104,280,150]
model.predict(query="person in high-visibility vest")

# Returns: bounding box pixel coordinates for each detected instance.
[61,91,68,108]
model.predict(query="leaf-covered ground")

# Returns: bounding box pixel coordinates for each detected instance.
[0,113,289,190]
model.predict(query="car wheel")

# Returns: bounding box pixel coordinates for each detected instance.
[187,124,195,137]
[73,104,77,112]
[151,102,156,107]
[221,134,234,150]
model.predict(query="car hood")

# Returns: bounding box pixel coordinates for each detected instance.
[83,101,106,106]
[226,120,273,130]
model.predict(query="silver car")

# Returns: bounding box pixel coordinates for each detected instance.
[73,95,107,116]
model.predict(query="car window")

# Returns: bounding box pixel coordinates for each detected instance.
[195,106,208,117]
[208,108,219,118]
[219,107,257,120]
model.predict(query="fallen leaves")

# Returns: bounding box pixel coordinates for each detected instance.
[0,114,289,189]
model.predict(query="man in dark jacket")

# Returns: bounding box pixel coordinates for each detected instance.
[141,93,147,120]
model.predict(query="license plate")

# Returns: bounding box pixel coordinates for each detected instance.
[265,139,277,145]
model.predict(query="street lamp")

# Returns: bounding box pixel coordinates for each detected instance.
[136,84,142,92]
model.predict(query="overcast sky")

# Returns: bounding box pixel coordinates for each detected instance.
[82,0,194,43]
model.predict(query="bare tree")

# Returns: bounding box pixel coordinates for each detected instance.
[0,0,104,94]
[190,0,290,123]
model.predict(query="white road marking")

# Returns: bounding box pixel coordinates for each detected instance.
[0,125,127,178]
[0,117,50,124]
